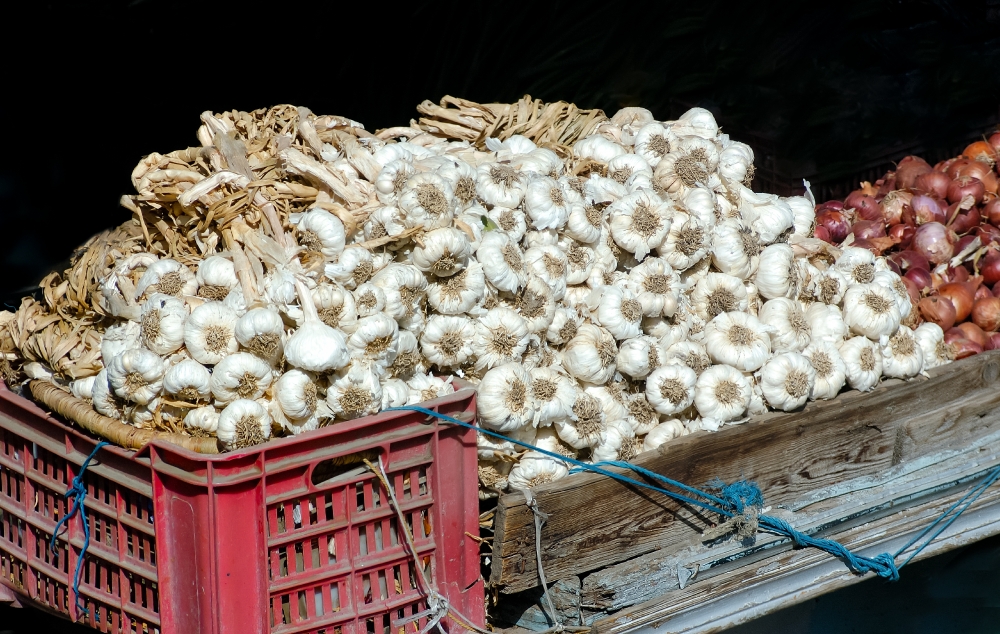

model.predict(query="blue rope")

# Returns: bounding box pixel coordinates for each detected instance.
[388,406,1000,581]
[50,441,110,618]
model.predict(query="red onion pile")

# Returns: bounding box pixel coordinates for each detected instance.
[814,134,1000,358]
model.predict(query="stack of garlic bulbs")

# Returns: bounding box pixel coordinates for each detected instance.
[0,99,941,498]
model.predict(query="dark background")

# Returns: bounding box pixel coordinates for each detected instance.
[2,0,1000,630]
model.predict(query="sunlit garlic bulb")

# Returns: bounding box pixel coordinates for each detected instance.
[232,307,284,365]
[645,364,697,415]
[372,263,427,320]
[294,208,346,260]
[185,302,239,365]
[608,190,672,261]
[507,451,569,491]
[184,406,220,435]
[839,336,883,392]
[625,257,681,318]
[755,244,801,300]
[211,352,273,405]
[420,315,475,368]
[405,372,454,405]
[92,369,124,419]
[217,399,271,451]
[477,363,536,432]
[560,236,596,286]
[802,342,847,400]
[913,322,952,371]
[694,364,751,424]
[327,364,383,420]
[758,298,811,353]
[562,323,617,385]
[411,227,471,277]
[273,369,319,422]
[399,172,455,230]
[658,210,709,271]
[673,107,719,139]
[690,273,749,321]
[473,307,530,371]
[134,259,198,300]
[324,246,376,290]
[663,340,712,375]
[162,358,211,403]
[426,261,486,315]
[564,201,606,244]
[352,283,387,318]
[196,256,239,301]
[107,348,164,405]
[880,325,923,378]
[522,175,572,230]
[711,219,761,280]
[476,162,527,208]
[530,367,577,426]
[759,352,815,411]
[375,159,417,205]
[704,311,773,372]
[634,122,674,168]
[842,283,901,340]
[364,205,407,243]
[835,247,877,287]
[477,232,527,293]
[616,335,665,380]
[138,293,187,355]
[387,330,427,380]
[643,419,687,451]
[514,275,557,334]
[546,306,583,345]
[347,313,400,372]
[523,245,569,302]
[594,286,645,340]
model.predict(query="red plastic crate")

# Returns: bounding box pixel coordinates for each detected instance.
[0,381,484,634]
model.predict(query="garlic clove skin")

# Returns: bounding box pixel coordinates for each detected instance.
[842,283,901,340]
[477,362,536,432]
[694,364,751,423]
[134,259,198,301]
[184,406,220,434]
[879,326,923,379]
[755,244,801,300]
[759,352,816,412]
[380,377,410,409]
[758,298,812,353]
[803,342,848,400]
[405,372,455,405]
[839,336,883,392]
[410,227,472,277]
[426,261,486,315]
[673,107,720,140]
[608,190,672,261]
[163,358,212,403]
[293,208,346,260]
[211,352,274,405]
[327,363,383,420]
[643,419,687,451]
[913,322,952,371]
[507,450,569,491]
[704,311,773,372]
[217,399,272,451]
[594,286,645,340]
[184,302,239,365]
[645,364,697,415]
[806,303,849,346]
[472,307,530,371]
[91,369,124,420]
[234,307,286,363]
[107,348,164,405]
[196,256,239,301]
[274,369,320,422]
[561,323,618,385]
[70,375,97,400]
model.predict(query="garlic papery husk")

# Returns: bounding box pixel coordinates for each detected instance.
[405,372,455,405]
[674,107,719,139]
[839,336,883,392]
[564,202,605,244]
[372,264,427,320]
[616,335,664,379]
[594,286,645,340]
[107,348,164,405]
[138,294,187,355]
[479,459,512,497]
[91,369,123,419]
[388,330,428,380]
[294,208,346,260]
[487,205,529,242]
[755,244,800,300]
[634,122,674,167]
[523,245,569,301]
[711,219,761,280]
[184,301,239,365]
[530,367,578,426]
[211,352,274,405]
[813,268,849,305]
[411,227,472,277]
[223,285,248,317]
[806,303,849,346]
[134,259,198,300]
[584,381,630,424]
[880,326,923,379]
[472,307,530,371]
[690,272,749,321]
[522,338,559,370]
[704,312,773,372]
[758,298,811,353]
[196,256,239,301]
[718,141,754,185]
[759,352,816,411]
[184,406,220,434]
[803,342,848,400]
[507,451,569,491]
[835,247,877,287]
[546,306,583,345]
[364,205,408,243]
[658,210,709,271]
[610,107,654,144]
[626,393,662,436]
[217,399,271,451]
[574,135,626,163]
[681,187,719,232]
[233,307,285,364]
[381,377,409,409]
[555,393,608,449]
[561,238,596,286]
[477,162,527,208]
[353,283,388,318]
[592,420,633,463]
[436,157,478,211]
[842,283,901,340]
[562,323,618,385]
[518,147,564,178]
[523,229,561,249]
[873,270,913,319]
[420,315,475,368]
[274,369,319,421]
[70,375,97,400]
[645,364,697,415]
[694,364,751,423]
[523,176,573,230]
[425,260,484,317]
[664,341,712,375]
[608,190,672,261]
[477,232,527,293]
[100,320,142,364]
[347,313,400,372]
[375,159,416,204]
[654,136,721,196]
[308,285,358,335]
[327,364,383,420]
[748,194,794,245]
[324,246,376,291]
[514,275,557,334]
[162,358,212,403]
[643,419,687,451]
[625,257,681,318]
[478,363,535,432]
[785,196,815,237]
[913,322,952,371]
[398,172,455,230]
[99,252,157,320]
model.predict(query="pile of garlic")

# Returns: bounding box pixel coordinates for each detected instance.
[48,103,941,497]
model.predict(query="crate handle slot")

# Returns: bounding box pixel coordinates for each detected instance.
[311,450,383,487]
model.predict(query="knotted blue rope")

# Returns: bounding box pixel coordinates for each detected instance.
[388,406,1000,582]
[50,441,110,617]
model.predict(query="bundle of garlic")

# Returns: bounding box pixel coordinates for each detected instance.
[0,96,936,496]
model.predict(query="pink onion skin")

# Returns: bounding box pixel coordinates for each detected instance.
[912,222,956,265]
[905,268,933,291]
[816,210,851,244]
[984,199,1000,226]
[973,298,1000,331]
[981,250,1000,286]
[889,223,915,249]
[949,337,983,359]
[987,333,1000,351]
[957,161,999,195]
[914,171,952,199]
[947,205,980,235]
[845,191,880,221]
[891,249,930,272]
[947,176,986,205]
[954,234,980,257]
[976,224,1000,245]
[818,200,844,212]
[900,276,922,307]
[911,195,947,225]
[957,322,989,347]
[896,156,933,189]
[976,285,994,302]
[852,220,886,241]
[920,296,957,331]
[814,225,833,243]
[850,238,879,254]
[879,191,911,225]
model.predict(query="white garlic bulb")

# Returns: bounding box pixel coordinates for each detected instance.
[659,210,709,271]
[327,364,383,419]
[488,206,529,242]
[561,237,596,285]
[353,283,388,318]
[523,176,573,230]
[234,307,285,364]
[477,363,536,432]
[516,275,557,334]
[564,201,604,244]
[634,122,674,167]
[663,341,712,375]
[375,159,416,204]
[625,393,662,436]
[507,451,569,491]
[472,307,530,371]
[217,399,272,451]
[759,352,816,411]
[523,245,568,301]
[184,406,220,434]
[163,358,212,402]
[411,227,472,276]
[555,393,608,449]
[420,315,475,368]
[70,375,97,400]
[591,419,633,463]
[806,303,849,346]
[784,196,815,237]
[380,377,409,409]
[814,268,849,305]
[913,322,952,371]
[399,172,455,230]
[294,208,346,260]
[477,162,526,208]
[100,320,142,364]
[347,313,400,372]
[880,326,923,378]
[835,247,877,287]
[703,311,773,372]
[748,194,794,244]
[562,323,617,385]
[546,306,583,345]
[758,298,811,353]
[134,259,198,300]
[755,244,800,300]
[609,190,672,260]
[426,261,486,314]
[372,264,427,320]
[584,381,630,424]
[873,270,913,320]
[311,285,359,334]
[91,369,123,419]
[405,372,454,405]
[645,364,697,415]
[842,284,901,340]
[839,336,883,392]
[643,419,687,451]
[477,232,527,293]
[690,272,749,321]
[673,107,719,139]
[387,330,427,380]
[211,352,274,405]
[274,369,319,421]
[184,302,239,365]
[107,348,164,405]
[694,364,751,423]
[530,367,578,426]
[718,141,755,185]
[324,245,375,290]
[616,335,664,379]
[195,256,239,301]
[285,280,349,373]
[711,219,761,280]
[802,342,847,400]
[594,286,644,340]
[625,257,681,318]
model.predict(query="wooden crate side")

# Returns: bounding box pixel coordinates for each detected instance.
[491,352,1000,593]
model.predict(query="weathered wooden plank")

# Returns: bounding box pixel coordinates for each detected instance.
[491,352,1000,593]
